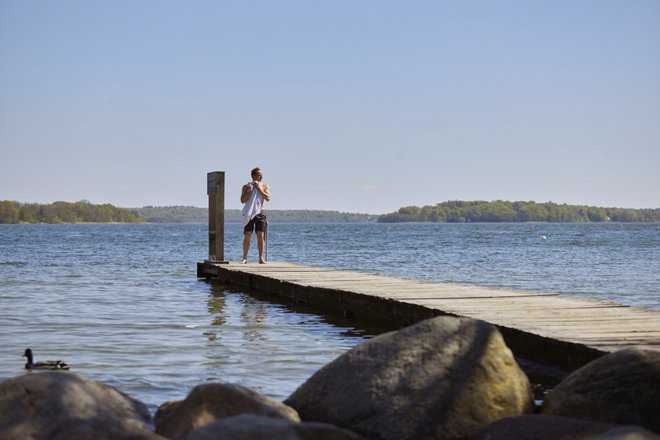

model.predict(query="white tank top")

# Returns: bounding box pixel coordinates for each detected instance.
[242,184,265,225]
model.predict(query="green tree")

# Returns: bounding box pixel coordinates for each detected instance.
[0,201,21,223]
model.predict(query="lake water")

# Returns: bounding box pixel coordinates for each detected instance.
[1,222,658,412]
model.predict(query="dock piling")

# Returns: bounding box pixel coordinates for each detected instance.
[207,171,228,264]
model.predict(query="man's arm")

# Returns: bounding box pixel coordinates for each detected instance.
[240,184,253,203]
[256,183,271,202]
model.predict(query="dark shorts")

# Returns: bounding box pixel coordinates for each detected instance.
[244,213,267,234]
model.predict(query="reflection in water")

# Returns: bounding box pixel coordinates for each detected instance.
[240,295,268,344]
[198,280,380,398]
[203,280,362,397]
[208,284,227,327]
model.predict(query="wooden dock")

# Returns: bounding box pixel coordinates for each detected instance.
[198,260,660,372]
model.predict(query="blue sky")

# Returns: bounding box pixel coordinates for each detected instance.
[1,1,658,213]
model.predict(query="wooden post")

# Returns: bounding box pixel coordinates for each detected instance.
[207,171,228,263]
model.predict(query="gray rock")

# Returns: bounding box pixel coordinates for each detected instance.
[155,383,300,439]
[285,315,534,440]
[186,414,364,440]
[0,372,159,440]
[45,416,164,440]
[542,348,660,433]
[593,426,660,440]
[154,400,182,428]
[471,415,617,440]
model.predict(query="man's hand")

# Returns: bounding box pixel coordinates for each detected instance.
[255,182,271,202]
[240,183,253,204]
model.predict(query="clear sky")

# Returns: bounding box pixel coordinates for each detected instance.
[1,1,658,214]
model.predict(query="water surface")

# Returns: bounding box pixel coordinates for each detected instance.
[1,223,658,411]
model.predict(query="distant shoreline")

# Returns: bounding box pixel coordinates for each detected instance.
[3,200,659,224]
[134,206,378,224]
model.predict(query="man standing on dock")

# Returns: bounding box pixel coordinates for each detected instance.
[240,167,271,264]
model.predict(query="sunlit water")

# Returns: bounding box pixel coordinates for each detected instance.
[1,223,658,412]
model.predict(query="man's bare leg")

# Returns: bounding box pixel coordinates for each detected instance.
[242,232,252,263]
[256,231,266,264]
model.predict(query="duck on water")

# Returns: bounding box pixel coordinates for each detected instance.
[23,348,70,371]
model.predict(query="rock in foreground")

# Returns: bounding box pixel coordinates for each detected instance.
[286,315,534,440]
[471,415,628,440]
[0,372,158,440]
[155,383,300,439]
[154,400,182,428]
[542,348,660,433]
[593,426,660,440]
[187,414,364,440]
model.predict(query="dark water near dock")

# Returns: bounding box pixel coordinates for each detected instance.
[1,223,658,411]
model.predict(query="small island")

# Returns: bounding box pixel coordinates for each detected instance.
[0,200,143,224]
[378,200,660,223]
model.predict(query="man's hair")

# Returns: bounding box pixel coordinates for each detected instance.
[251,167,261,178]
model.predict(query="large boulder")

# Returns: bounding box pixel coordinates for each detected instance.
[155,383,300,439]
[471,415,623,440]
[285,316,534,440]
[0,372,159,440]
[186,414,364,440]
[42,416,164,440]
[542,348,660,433]
[593,426,660,440]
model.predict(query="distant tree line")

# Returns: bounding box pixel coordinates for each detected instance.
[0,200,143,224]
[261,210,377,223]
[10,200,654,224]
[136,206,208,223]
[136,206,377,223]
[378,201,660,223]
